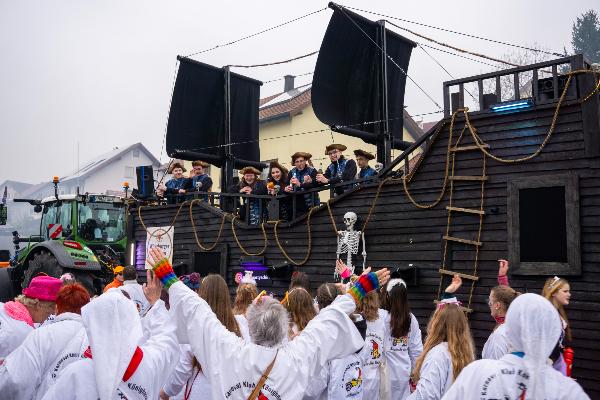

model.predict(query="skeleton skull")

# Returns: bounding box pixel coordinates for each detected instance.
[343,211,357,230]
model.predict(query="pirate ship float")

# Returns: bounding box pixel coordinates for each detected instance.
[130,3,600,395]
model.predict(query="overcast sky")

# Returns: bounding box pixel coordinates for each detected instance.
[0,0,597,184]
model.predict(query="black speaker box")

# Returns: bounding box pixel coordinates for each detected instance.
[136,165,154,198]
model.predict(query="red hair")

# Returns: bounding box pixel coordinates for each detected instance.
[56,283,90,315]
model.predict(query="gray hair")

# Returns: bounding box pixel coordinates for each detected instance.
[247,297,289,347]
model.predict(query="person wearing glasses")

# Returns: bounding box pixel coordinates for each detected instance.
[103,265,125,293]
[316,144,357,196]
[285,152,320,214]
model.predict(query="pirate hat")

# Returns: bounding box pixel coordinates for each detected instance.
[325,143,347,155]
[354,149,375,160]
[239,166,261,176]
[269,160,289,177]
[191,160,209,168]
[169,162,187,173]
[291,152,312,163]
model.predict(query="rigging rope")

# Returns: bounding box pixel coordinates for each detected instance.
[273,206,317,266]
[345,5,564,57]
[333,3,442,110]
[184,7,328,59]
[231,216,268,256]
[228,51,318,68]
[189,199,229,251]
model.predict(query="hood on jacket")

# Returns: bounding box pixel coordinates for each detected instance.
[81,290,143,400]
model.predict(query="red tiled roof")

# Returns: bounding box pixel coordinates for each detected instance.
[259,89,312,122]
[421,121,438,134]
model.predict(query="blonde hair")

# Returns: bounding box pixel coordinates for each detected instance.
[411,305,474,383]
[233,283,258,315]
[284,287,316,332]
[358,291,380,321]
[15,294,54,309]
[542,277,571,341]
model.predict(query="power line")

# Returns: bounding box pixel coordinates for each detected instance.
[228,50,318,68]
[417,42,502,69]
[184,7,328,59]
[176,110,444,154]
[417,44,479,102]
[263,72,314,84]
[385,20,520,67]
[345,5,564,57]
[333,4,443,110]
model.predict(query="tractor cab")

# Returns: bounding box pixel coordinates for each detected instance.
[1,178,131,299]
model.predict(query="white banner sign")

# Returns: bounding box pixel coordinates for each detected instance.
[145,226,175,270]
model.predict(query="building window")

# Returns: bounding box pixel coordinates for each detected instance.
[124,166,134,178]
[261,159,278,181]
[507,173,580,275]
[133,149,140,158]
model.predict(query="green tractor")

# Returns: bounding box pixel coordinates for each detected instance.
[1,184,129,298]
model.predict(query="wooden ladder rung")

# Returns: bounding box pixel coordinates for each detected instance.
[449,175,488,182]
[443,235,482,246]
[439,268,480,281]
[450,144,490,152]
[446,206,485,215]
[433,300,473,313]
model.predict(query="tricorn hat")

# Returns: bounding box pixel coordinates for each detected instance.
[325,143,347,155]
[239,166,262,176]
[169,162,187,173]
[354,149,375,160]
[291,152,312,163]
[191,160,209,168]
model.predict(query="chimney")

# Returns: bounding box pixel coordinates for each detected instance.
[284,75,295,92]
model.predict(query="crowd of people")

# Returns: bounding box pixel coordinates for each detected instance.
[157,144,381,223]
[0,253,590,399]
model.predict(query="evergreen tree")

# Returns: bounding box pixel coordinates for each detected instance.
[571,10,600,63]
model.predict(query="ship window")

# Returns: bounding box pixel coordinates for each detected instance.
[191,244,228,278]
[507,174,580,275]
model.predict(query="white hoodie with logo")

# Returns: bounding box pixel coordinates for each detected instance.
[41,291,179,400]
[167,280,365,400]
[384,313,423,400]
[0,312,88,400]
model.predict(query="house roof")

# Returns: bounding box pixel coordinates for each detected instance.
[60,143,160,183]
[259,86,423,140]
[0,180,33,194]
[421,121,439,134]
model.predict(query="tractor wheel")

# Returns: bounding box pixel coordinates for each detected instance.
[23,250,64,289]
[23,251,96,296]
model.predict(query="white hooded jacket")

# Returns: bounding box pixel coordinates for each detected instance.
[121,280,150,315]
[384,312,423,400]
[0,312,87,400]
[168,280,365,400]
[358,308,387,399]
[442,294,590,400]
[481,323,510,360]
[41,291,179,400]
[0,302,34,357]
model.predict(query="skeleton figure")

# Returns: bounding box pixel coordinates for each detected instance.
[335,211,367,279]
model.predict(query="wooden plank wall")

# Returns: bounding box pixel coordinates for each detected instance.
[132,101,600,397]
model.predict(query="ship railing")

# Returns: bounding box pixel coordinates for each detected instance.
[159,174,383,226]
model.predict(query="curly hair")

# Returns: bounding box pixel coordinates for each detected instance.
[233,283,258,315]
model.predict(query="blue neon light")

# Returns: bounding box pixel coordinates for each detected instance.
[490,99,533,113]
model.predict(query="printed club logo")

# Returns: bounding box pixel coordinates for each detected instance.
[370,339,381,359]
[392,336,408,347]
[342,363,363,396]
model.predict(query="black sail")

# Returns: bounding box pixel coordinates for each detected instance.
[312,3,416,150]
[166,57,263,169]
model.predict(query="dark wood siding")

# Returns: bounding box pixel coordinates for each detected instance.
[132,101,600,397]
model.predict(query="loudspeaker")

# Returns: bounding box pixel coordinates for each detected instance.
[136,165,154,198]
[537,75,575,102]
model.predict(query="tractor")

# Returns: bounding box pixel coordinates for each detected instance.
[0,179,129,299]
